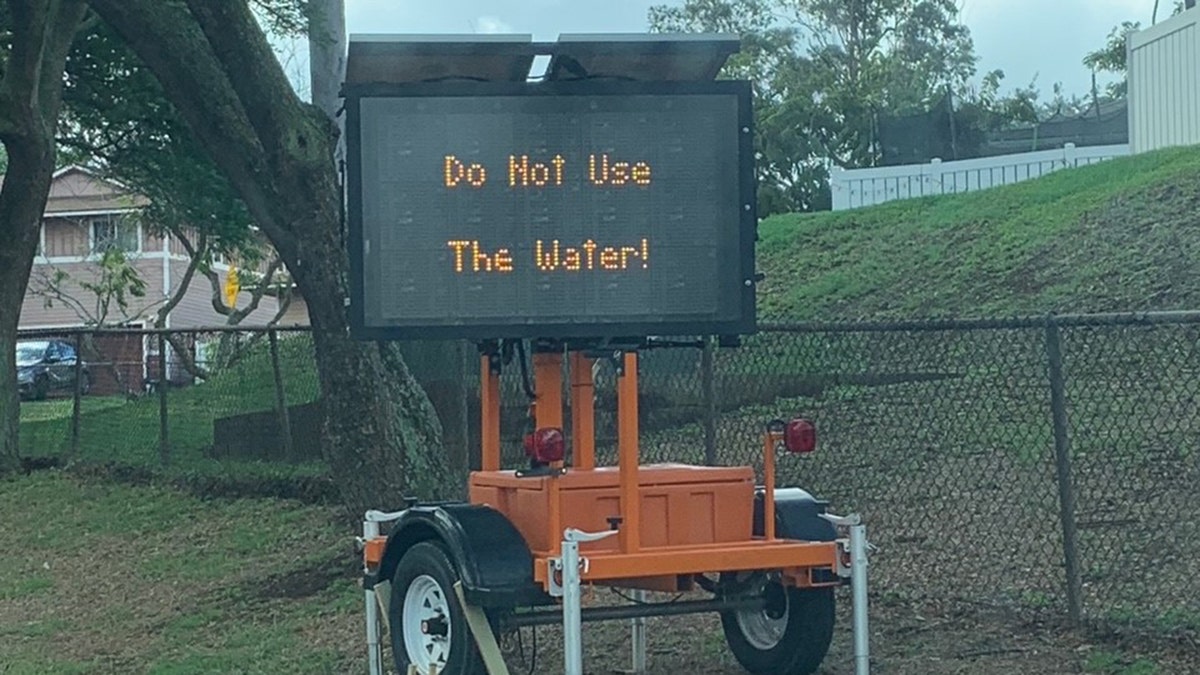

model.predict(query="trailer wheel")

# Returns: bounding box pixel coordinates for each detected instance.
[720,581,835,675]
[389,541,485,675]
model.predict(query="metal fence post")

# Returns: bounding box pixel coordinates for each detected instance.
[1045,319,1083,625]
[158,332,170,467]
[70,333,84,460]
[268,330,294,460]
[701,337,717,466]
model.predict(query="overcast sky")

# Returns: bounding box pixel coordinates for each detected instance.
[333,0,1170,98]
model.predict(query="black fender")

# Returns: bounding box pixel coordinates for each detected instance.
[753,487,837,542]
[370,502,544,608]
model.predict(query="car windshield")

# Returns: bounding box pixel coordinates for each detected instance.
[15,342,48,366]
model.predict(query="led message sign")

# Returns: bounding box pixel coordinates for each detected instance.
[346,82,755,340]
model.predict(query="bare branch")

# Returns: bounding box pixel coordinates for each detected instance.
[29,267,97,325]
[267,284,295,326]
[164,332,209,381]
[155,227,208,328]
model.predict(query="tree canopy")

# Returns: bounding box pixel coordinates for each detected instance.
[650,0,982,214]
[79,0,452,515]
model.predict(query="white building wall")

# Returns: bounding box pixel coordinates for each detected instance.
[1128,8,1200,153]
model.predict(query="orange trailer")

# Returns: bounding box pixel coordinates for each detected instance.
[358,342,868,675]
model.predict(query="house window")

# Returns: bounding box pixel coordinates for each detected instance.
[90,215,139,254]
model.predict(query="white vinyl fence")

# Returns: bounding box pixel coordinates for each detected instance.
[1128,8,1200,153]
[830,143,1130,211]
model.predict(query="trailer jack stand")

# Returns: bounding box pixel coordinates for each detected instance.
[549,527,620,675]
[821,513,871,675]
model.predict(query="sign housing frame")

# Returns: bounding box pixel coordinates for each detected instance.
[344,79,757,341]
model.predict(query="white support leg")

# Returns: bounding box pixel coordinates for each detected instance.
[363,518,384,675]
[630,590,647,673]
[850,522,870,675]
[562,539,584,675]
[820,513,871,675]
[555,527,619,675]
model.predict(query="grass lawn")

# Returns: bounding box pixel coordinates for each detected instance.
[17,334,326,486]
[757,145,1200,320]
[1,471,1191,675]
[0,471,361,674]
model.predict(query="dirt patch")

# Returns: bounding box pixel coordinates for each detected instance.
[63,461,339,504]
[248,553,353,601]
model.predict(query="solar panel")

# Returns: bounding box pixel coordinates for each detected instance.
[546,33,740,82]
[345,34,536,85]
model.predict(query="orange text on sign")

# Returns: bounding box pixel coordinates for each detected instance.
[509,155,566,187]
[535,239,650,271]
[444,156,487,188]
[447,240,514,272]
[589,154,651,187]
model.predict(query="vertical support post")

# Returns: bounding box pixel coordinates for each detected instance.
[157,333,170,467]
[363,518,383,675]
[70,333,84,460]
[480,354,501,472]
[618,351,641,553]
[1045,320,1083,625]
[701,338,717,466]
[569,352,595,470]
[762,430,778,541]
[562,538,583,675]
[630,589,647,673]
[533,350,564,430]
[850,522,870,675]
[535,350,565,555]
[269,330,294,460]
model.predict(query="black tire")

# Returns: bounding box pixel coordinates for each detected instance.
[33,376,49,401]
[389,541,485,675]
[720,583,835,675]
[79,372,91,396]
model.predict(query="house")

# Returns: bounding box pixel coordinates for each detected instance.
[18,166,311,393]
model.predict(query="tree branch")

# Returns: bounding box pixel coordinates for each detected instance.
[155,225,207,328]
[30,267,97,325]
[164,332,209,381]
[184,0,314,168]
[226,255,285,325]
[267,284,294,326]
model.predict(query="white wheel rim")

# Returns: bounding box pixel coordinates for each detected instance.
[736,588,789,650]
[402,574,452,670]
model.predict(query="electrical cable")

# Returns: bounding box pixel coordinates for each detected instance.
[515,339,536,400]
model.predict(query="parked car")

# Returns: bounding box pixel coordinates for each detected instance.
[15,339,90,401]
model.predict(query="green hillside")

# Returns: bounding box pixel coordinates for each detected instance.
[757,146,1200,320]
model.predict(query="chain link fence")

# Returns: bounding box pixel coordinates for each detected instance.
[15,326,321,474]
[15,313,1200,636]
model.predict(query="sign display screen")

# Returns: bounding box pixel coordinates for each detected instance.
[347,81,755,340]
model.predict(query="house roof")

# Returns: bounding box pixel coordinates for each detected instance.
[43,165,149,215]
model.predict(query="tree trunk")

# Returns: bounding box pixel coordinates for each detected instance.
[400,341,473,480]
[0,144,51,473]
[87,0,455,515]
[297,221,455,512]
[307,0,471,492]
[0,0,89,474]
